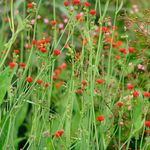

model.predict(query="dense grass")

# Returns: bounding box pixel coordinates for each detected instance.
[0,0,150,150]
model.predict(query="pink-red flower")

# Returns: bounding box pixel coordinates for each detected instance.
[64,1,69,6]
[50,20,56,26]
[145,121,150,127]
[26,77,33,83]
[27,3,33,8]
[89,9,96,15]
[97,115,104,122]
[9,62,15,68]
[133,91,139,97]
[53,49,60,56]
[83,2,91,7]
[117,101,123,107]
[128,47,135,53]
[72,0,80,5]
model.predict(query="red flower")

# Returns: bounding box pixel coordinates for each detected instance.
[133,91,139,97]
[19,62,26,68]
[55,130,64,138]
[97,115,104,122]
[72,0,80,5]
[127,84,134,90]
[119,48,126,54]
[9,62,15,68]
[76,89,83,95]
[32,39,37,45]
[96,79,104,84]
[143,92,150,97]
[145,121,150,127]
[64,1,69,6]
[53,75,58,80]
[81,80,87,85]
[128,47,134,53]
[83,2,91,7]
[50,20,56,26]
[53,49,60,56]
[37,79,43,84]
[13,49,19,54]
[26,77,33,83]
[27,3,33,8]
[44,82,49,88]
[117,101,123,107]
[89,9,96,15]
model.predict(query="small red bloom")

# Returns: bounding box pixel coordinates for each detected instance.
[64,1,69,6]
[143,92,150,97]
[50,20,56,26]
[81,80,87,85]
[13,49,19,54]
[119,48,126,54]
[72,0,80,5]
[83,2,91,7]
[53,49,60,56]
[127,84,134,90]
[97,115,104,122]
[44,82,49,88]
[55,130,64,138]
[117,101,123,107]
[53,75,58,80]
[133,91,139,97]
[89,9,96,15]
[96,79,104,84]
[145,121,150,127]
[37,79,43,84]
[128,47,134,53]
[26,77,33,83]
[27,3,33,8]
[76,89,83,95]
[9,62,15,68]
[19,62,26,68]
[32,39,37,45]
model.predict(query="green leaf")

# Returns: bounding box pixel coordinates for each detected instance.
[0,67,17,105]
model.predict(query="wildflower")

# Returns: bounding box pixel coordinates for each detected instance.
[143,92,150,97]
[83,2,91,7]
[53,49,60,56]
[89,9,96,15]
[55,130,64,138]
[19,63,26,68]
[27,3,33,8]
[44,18,49,24]
[127,84,134,90]
[145,121,150,127]
[13,49,19,54]
[117,101,123,107]
[81,80,87,85]
[32,39,37,45]
[9,62,15,68]
[96,79,104,84]
[133,91,139,97]
[128,47,134,53]
[50,20,56,26]
[64,1,69,6]
[44,82,49,88]
[138,64,145,70]
[26,77,33,83]
[119,48,126,54]
[37,79,43,84]
[72,0,80,5]
[53,75,58,80]
[76,89,83,94]
[97,115,104,122]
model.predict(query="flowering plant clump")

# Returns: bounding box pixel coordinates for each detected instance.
[0,0,149,150]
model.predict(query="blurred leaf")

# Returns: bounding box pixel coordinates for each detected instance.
[0,67,17,105]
